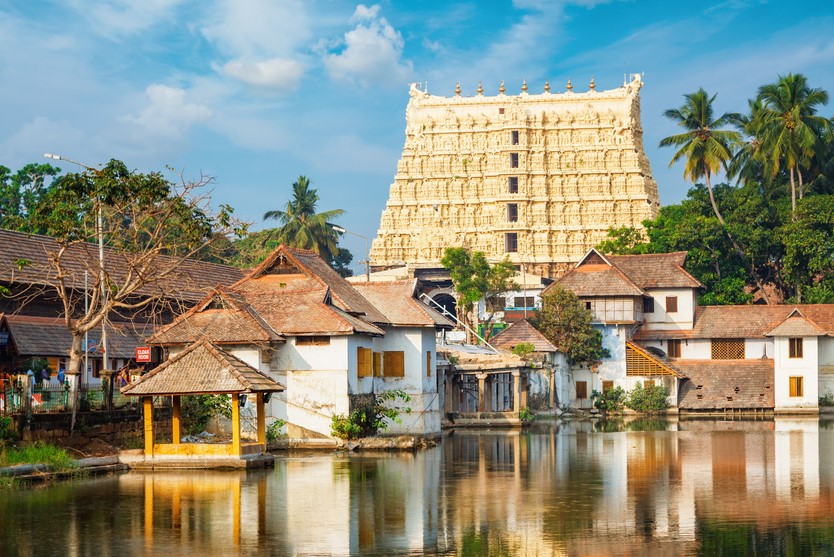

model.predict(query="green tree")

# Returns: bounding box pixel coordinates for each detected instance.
[0,163,61,232]
[756,73,831,216]
[26,159,243,419]
[660,89,771,303]
[532,285,608,367]
[781,195,834,301]
[263,176,344,262]
[441,247,517,342]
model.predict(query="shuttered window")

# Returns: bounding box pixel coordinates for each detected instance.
[667,339,681,358]
[357,347,372,377]
[602,381,614,393]
[373,352,381,376]
[383,351,405,377]
[575,381,588,399]
[790,376,804,397]
[426,351,432,377]
[789,338,803,359]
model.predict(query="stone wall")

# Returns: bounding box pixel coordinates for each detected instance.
[15,408,172,444]
[371,76,659,277]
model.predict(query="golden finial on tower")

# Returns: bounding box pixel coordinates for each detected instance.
[499,80,505,94]
[544,80,550,92]
[521,79,528,92]
[590,77,596,91]
[566,79,573,92]
[455,81,461,96]
[477,81,483,95]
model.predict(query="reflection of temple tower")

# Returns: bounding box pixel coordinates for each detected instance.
[370,76,660,278]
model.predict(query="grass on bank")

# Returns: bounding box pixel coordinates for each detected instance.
[0,442,77,471]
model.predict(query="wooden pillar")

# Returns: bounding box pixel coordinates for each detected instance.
[143,396,154,457]
[172,396,181,445]
[231,393,241,456]
[513,370,521,413]
[476,373,488,413]
[257,393,266,446]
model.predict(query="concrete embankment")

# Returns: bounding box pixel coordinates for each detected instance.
[0,455,127,483]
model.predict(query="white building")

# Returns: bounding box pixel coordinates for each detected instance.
[149,245,452,439]
[552,249,834,413]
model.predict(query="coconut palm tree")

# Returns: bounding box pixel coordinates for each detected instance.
[263,176,345,262]
[756,73,830,217]
[660,89,772,304]
[659,88,741,225]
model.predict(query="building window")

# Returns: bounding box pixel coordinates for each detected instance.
[510,153,519,168]
[711,339,745,360]
[505,233,518,253]
[576,381,588,399]
[789,338,803,359]
[665,296,678,313]
[643,297,655,313]
[508,176,519,193]
[507,203,518,222]
[585,301,592,311]
[602,380,614,393]
[514,296,534,308]
[357,347,372,377]
[296,335,330,346]
[667,339,681,358]
[426,351,432,377]
[644,379,656,389]
[789,376,804,397]
[495,296,507,309]
[373,352,381,376]
[511,130,519,145]
[383,351,405,377]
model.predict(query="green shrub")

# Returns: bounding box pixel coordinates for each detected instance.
[591,386,625,413]
[512,343,535,360]
[0,417,18,444]
[518,407,534,422]
[625,383,670,414]
[330,390,412,440]
[181,395,232,435]
[266,419,286,442]
[820,391,834,407]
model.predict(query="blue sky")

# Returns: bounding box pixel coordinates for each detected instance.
[2,0,834,272]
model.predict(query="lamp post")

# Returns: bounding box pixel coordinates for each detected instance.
[44,153,109,381]
[331,224,370,282]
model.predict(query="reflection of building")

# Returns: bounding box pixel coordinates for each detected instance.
[370,76,660,278]
[553,248,834,412]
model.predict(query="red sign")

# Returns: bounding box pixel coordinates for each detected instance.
[135,347,152,362]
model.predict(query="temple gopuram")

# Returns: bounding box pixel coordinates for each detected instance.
[369,75,660,278]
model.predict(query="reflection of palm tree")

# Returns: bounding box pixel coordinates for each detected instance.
[263,176,344,262]
[756,73,830,216]
[660,90,771,303]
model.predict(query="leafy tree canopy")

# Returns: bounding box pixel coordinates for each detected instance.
[532,285,608,367]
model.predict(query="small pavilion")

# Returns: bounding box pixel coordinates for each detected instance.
[121,338,285,469]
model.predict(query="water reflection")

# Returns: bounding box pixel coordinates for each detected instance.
[1,418,834,556]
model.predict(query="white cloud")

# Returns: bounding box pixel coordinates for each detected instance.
[123,84,212,141]
[221,57,305,90]
[201,0,310,58]
[323,4,413,88]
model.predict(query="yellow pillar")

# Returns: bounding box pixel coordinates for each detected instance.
[257,393,266,447]
[172,396,181,445]
[144,475,154,548]
[231,393,241,456]
[143,396,154,457]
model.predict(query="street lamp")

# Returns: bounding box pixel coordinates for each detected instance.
[44,153,109,379]
[331,224,370,282]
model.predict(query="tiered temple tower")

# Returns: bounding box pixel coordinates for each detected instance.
[369,75,660,278]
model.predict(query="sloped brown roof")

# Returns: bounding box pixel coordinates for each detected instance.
[607,252,702,289]
[676,359,774,410]
[492,319,558,353]
[1,314,150,358]
[765,310,828,337]
[636,305,834,341]
[238,245,388,324]
[555,264,644,297]
[351,280,454,328]
[0,229,246,302]
[148,288,283,346]
[122,339,285,396]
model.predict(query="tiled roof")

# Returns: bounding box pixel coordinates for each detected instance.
[607,252,702,289]
[0,229,246,302]
[676,359,774,409]
[492,319,558,353]
[636,304,834,341]
[555,264,644,297]
[351,280,454,328]
[148,289,284,346]
[1,314,150,358]
[765,309,828,337]
[122,339,285,396]
[239,246,388,323]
